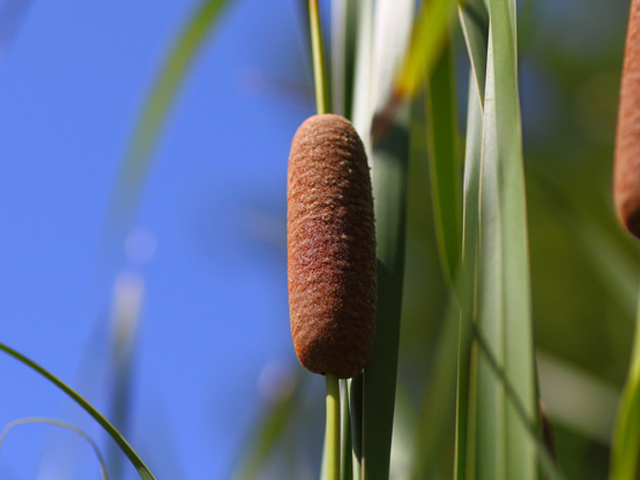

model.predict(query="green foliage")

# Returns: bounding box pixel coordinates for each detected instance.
[0,342,155,480]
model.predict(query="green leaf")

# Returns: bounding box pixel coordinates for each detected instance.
[458,0,539,478]
[0,342,155,480]
[0,417,109,480]
[395,0,457,98]
[425,36,461,287]
[229,372,302,480]
[105,0,233,241]
[610,283,640,480]
[350,2,415,479]
[458,0,489,106]
[362,103,411,480]
[409,294,461,480]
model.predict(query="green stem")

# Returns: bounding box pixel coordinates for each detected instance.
[309,0,330,115]
[325,373,341,480]
[0,342,156,480]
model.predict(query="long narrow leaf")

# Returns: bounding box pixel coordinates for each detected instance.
[0,342,155,480]
[0,417,108,480]
[355,2,415,479]
[105,0,232,241]
[610,280,640,480]
[458,0,489,106]
[229,373,302,480]
[455,74,485,480]
[394,0,456,99]
[425,35,461,287]
[472,0,538,477]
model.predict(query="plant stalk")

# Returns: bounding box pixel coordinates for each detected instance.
[325,373,341,480]
[309,0,330,115]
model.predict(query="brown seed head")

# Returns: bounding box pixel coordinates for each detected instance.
[614,0,640,238]
[287,114,376,379]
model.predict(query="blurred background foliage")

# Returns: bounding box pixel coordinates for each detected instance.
[0,0,638,479]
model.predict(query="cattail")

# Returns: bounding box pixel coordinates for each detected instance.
[287,114,376,379]
[614,0,640,238]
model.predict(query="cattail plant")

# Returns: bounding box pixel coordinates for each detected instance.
[610,1,640,479]
[614,0,640,239]
[287,113,376,380]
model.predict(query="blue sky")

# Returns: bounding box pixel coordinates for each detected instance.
[0,1,315,478]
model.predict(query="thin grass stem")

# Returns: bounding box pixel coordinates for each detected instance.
[0,342,156,480]
[325,373,340,480]
[309,0,330,115]
[0,417,109,480]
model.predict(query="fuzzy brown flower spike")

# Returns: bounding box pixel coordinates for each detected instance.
[287,114,376,379]
[615,0,640,238]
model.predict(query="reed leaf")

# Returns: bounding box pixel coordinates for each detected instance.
[457,0,538,478]
[394,0,457,99]
[0,417,108,480]
[0,342,155,480]
[105,0,233,241]
[229,374,302,480]
[350,1,415,479]
[610,278,640,480]
[425,35,461,287]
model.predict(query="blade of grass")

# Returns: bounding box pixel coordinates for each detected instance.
[610,279,640,480]
[408,290,462,480]
[0,417,108,480]
[107,271,144,479]
[472,0,538,477]
[351,0,374,146]
[458,0,489,106]
[455,70,485,480]
[425,34,461,288]
[0,342,155,480]
[105,0,233,243]
[455,11,488,479]
[362,103,411,480]
[473,328,566,480]
[351,2,415,478]
[394,0,457,99]
[229,373,302,480]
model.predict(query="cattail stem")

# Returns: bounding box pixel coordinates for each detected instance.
[325,373,340,480]
[309,0,330,115]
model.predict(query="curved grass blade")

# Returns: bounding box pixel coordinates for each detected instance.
[425,36,461,287]
[0,417,108,480]
[473,329,566,480]
[408,292,461,480]
[107,271,145,479]
[455,74,484,480]
[105,0,233,241]
[229,373,302,480]
[394,0,456,99]
[458,0,489,106]
[0,342,156,480]
[610,280,640,480]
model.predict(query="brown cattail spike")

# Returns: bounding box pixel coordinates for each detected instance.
[615,0,640,238]
[287,114,376,379]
